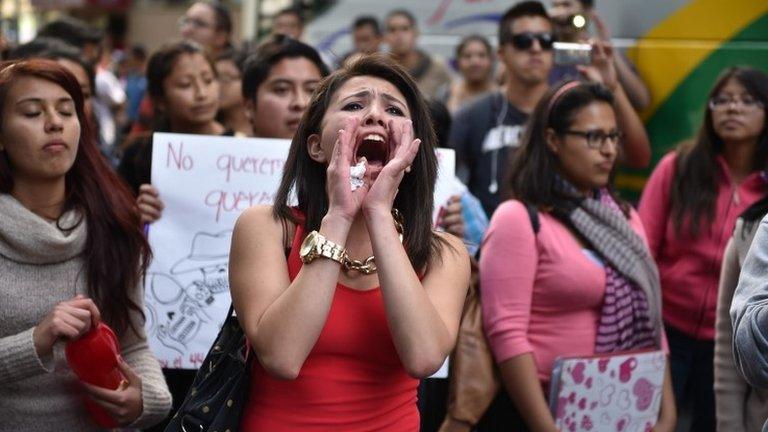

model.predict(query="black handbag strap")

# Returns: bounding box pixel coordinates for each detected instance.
[473,202,539,262]
[525,203,540,234]
[225,303,236,319]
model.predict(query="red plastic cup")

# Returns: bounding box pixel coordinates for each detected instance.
[65,322,125,428]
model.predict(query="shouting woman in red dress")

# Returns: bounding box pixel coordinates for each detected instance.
[228,54,470,431]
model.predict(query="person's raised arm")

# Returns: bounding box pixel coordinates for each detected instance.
[592,13,651,111]
[136,184,164,224]
[363,119,470,377]
[578,40,651,169]
[614,54,651,111]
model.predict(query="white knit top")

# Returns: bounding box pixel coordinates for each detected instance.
[0,194,172,431]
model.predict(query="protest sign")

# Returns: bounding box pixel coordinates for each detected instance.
[146,132,457,369]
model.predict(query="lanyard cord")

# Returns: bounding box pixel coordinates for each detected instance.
[489,92,510,194]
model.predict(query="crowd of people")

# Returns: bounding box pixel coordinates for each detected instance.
[0,0,767,431]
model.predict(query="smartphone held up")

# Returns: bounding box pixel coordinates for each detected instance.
[554,42,592,66]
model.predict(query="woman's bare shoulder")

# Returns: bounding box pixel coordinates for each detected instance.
[234,205,296,248]
[234,205,281,241]
[237,204,276,223]
[422,231,471,296]
[433,230,470,266]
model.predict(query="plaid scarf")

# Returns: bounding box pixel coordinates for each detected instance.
[553,178,663,352]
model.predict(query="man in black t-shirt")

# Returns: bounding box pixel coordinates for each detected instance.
[449,2,553,217]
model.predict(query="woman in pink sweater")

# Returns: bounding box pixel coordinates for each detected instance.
[638,67,768,432]
[480,81,675,431]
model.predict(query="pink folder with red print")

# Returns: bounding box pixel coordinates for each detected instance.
[548,350,665,432]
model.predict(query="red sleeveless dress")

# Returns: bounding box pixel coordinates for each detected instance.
[239,222,419,431]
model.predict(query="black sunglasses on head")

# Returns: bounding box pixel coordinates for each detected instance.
[507,32,555,51]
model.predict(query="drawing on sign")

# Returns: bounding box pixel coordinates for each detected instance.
[145,230,232,355]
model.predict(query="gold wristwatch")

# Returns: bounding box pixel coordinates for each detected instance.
[299,231,346,265]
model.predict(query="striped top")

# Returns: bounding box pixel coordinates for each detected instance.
[594,193,656,353]
[595,267,656,352]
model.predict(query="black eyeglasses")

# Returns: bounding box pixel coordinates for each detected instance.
[563,129,623,150]
[506,32,555,51]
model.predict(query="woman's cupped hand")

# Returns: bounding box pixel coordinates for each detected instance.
[326,117,369,223]
[326,117,420,222]
[362,118,420,216]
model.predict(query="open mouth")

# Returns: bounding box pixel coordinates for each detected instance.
[354,133,390,167]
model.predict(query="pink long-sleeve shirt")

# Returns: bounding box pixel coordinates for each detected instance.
[638,152,767,340]
[480,200,649,383]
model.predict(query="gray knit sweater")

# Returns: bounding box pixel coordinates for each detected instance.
[0,194,172,431]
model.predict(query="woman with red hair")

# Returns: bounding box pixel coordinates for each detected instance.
[0,59,171,430]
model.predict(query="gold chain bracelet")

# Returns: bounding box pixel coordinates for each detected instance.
[342,209,404,275]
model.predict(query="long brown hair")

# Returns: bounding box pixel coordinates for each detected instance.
[273,54,442,270]
[671,67,768,237]
[0,59,150,336]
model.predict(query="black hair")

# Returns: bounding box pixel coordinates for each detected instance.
[241,34,329,104]
[455,34,492,58]
[275,7,304,27]
[130,44,147,61]
[739,195,768,239]
[498,1,550,45]
[741,195,768,226]
[146,40,217,131]
[353,15,381,36]
[671,67,768,237]
[578,0,594,8]
[508,80,628,216]
[386,9,417,29]
[37,16,103,49]
[427,99,451,148]
[198,0,233,34]
[7,37,60,59]
[273,54,445,271]
[8,37,95,97]
[216,46,247,73]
